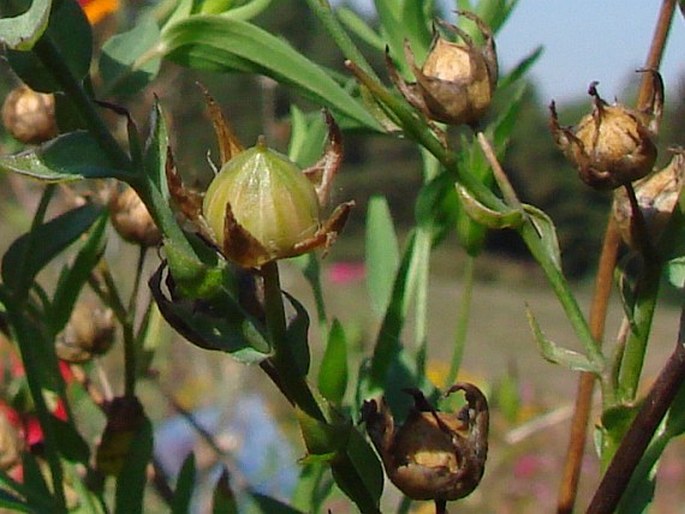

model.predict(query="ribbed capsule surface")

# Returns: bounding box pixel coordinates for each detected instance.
[203,141,320,256]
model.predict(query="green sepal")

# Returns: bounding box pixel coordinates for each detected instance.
[455,183,523,229]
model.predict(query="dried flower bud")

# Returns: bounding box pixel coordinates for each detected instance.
[110,186,162,247]
[387,11,497,127]
[1,85,57,144]
[0,410,23,471]
[549,72,663,190]
[362,383,489,503]
[167,93,353,269]
[613,150,685,249]
[95,396,146,475]
[56,303,115,363]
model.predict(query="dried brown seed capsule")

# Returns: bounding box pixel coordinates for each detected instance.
[110,186,162,247]
[387,11,497,127]
[56,303,115,363]
[1,85,57,144]
[167,92,353,269]
[549,71,663,190]
[613,150,685,249]
[362,383,489,504]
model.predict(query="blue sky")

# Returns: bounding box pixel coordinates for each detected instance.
[343,1,685,103]
[495,1,685,102]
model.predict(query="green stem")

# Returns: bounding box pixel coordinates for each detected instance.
[32,36,130,170]
[616,263,661,402]
[446,254,475,386]
[261,261,326,423]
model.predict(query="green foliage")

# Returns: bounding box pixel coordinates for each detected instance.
[0,0,683,512]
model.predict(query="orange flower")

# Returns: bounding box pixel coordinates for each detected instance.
[78,0,119,24]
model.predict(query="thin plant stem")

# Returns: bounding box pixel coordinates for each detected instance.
[32,37,130,170]
[556,218,620,514]
[586,308,685,514]
[446,254,475,386]
[261,261,326,423]
[558,1,675,508]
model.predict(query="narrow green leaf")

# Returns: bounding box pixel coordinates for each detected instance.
[7,0,92,93]
[248,493,305,513]
[337,7,384,51]
[287,106,327,167]
[50,211,108,333]
[161,16,380,130]
[0,131,130,182]
[144,99,171,199]
[0,0,51,50]
[172,454,196,514]
[2,203,103,295]
[526,305,601,373]
[52,416,91,464]
[220,0,272,20]
[114,417,153,514]
[330,427,383,514]
[100,17,162,98]
[368,232,416,391]
[0,493,31,513]
[496,45,543,92]
[211,468,238,514]
[523,204,562,271]
[317,319,348,404]
[365,196,400,316]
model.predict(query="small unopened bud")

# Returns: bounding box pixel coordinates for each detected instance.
[110,186,162,247]
[550,73,663,190]
[1,85,57,144]
[362,383,489,503]
[613,150,685,249]
[388,11,497,127]
[56,303,115,363]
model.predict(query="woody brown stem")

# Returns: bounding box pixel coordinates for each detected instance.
[556,219,620,514]
[556,1,676,512]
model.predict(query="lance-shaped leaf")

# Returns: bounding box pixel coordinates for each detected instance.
[523,204,562,271]
[7,0,92,93]
[161,16,380,131]
[526,304,602,373]
[0,131,131,182]
[318,319,348,405]
[99,17,162,98]
[0,0,51,51]
[2,203,104,295]
[365,196,400,317]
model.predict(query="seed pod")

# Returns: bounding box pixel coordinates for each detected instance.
[387,11,497,127]
[56,303,115,363]
[549,72,663,190]
[110,186,162,247]
[613,150,685,249]
[167,92,353,269]
[362,383,489,503]
[204,137,321,256]
[1,85,57,144]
